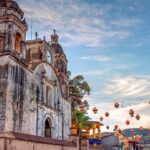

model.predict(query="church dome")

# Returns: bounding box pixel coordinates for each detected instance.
[10,1,24,17]
[53,43,64,54]
[52,43,67,60]
[50,31,67,61]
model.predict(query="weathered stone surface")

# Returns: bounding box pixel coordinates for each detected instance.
[0,131,79,150]
[0,0,71,140]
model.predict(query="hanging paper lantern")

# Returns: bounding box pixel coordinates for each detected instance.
[106,125,109,130]
[99,116,104,121]
[139,126,143,130]
[105,112,109,117]
[80,107,85,111]
[136,114,140,120]
[92,107,98,114]
[114,102,119,108]
[115,125,118,129]
[79,103,85,111]
[129,109,134,117]
[126,120,130,125]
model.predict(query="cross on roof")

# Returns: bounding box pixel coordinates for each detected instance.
[53,29,56,34]
[35,32,38,39]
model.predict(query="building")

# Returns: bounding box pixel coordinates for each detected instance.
[0,0,71,140]
[101,133,120,150]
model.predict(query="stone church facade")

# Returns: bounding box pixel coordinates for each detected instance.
[0,0,71,140]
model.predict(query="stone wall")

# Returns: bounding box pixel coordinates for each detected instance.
[102,134,120,149]
[0,0,71,141]
[0,55,71,140]
[0,64,8,131]
[0,132,79,150]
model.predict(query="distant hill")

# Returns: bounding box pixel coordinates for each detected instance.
[101,129,150,138]
[122,128,149,137]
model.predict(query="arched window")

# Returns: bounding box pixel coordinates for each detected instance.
[15,33,22,53]
[45,118,51,138]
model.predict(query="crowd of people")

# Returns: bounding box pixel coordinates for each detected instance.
[114,129,144,150]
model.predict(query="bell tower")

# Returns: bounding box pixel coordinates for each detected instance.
[0,0,28,60]
[50,30,70,99]
[51,29,58,44]
[50,30,68,81]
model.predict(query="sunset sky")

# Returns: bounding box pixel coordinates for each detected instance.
[17,0,150,131]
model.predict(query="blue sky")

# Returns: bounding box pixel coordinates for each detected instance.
[17,0,150,131]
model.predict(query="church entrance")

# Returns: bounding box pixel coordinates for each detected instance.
[45,118,51,138]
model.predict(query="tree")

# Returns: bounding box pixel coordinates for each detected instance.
[72,109,91,150]
[72,110,91,132]
[69,75,91,111]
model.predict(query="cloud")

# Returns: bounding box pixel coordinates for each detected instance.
[72,70,104,77]
[106,64,136,70]
[86,96,150,131]
[18,0,133,48]
[81,55,112,62]
[111,18,141,27]
[104,76,150,98]
[108,103,150,129]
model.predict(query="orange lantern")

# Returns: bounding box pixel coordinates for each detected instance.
[129,109,134,117]
[79,103,85,111]
[115,125,118,129]
[126,120,130,125]
[114,102,119,108]
[136,114,140,120]
[105,112,109,117]
[92,107,98,114]
[106,125,109,130]
[99,116,104,121]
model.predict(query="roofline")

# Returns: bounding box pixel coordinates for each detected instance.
[0,131,76,147]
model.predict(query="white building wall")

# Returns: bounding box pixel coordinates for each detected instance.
[0,56,71,140]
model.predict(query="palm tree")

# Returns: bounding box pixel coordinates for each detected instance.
[72,109,91,150]
[72,110,91,132]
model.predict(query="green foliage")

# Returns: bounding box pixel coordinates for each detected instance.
[82,100,89,109]
[72,109,91,135]
[69,75,91,111]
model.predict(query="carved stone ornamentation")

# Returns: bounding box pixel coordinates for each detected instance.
[0,0,71,140]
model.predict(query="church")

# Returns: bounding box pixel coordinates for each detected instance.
[0,0,71,140]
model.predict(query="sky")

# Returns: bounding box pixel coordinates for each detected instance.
[17,0,150,131]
